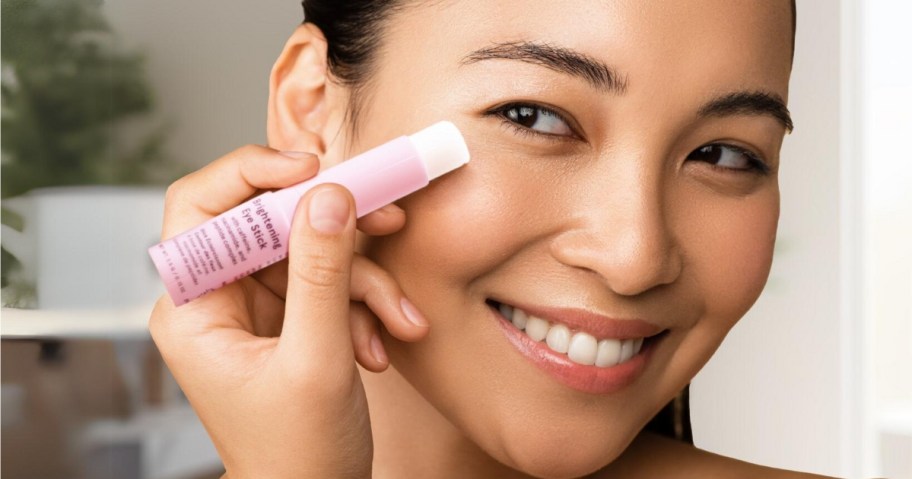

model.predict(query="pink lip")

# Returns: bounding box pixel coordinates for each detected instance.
[489,305,663,395]
[495,299,665,339]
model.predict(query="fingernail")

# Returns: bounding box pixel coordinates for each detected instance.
[400,297,429,327]
[370,335,387,364]
[308,187,349,234]
[280,151,311,159]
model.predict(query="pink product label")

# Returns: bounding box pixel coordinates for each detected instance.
[149,193,291,304]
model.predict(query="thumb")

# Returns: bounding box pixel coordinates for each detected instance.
[278,183,357,364]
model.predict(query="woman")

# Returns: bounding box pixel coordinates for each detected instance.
[149,1,833,477]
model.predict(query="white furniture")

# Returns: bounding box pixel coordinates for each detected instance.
[1,306,224,479]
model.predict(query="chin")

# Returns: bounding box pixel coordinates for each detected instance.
[503,443,624,479]
[481,417,633,479]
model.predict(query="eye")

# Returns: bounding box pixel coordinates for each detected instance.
[487,102,577,139]
[687,144,770,175]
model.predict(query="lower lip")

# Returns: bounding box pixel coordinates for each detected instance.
[490,305,660,395]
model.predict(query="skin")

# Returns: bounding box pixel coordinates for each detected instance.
[150,1,836,477]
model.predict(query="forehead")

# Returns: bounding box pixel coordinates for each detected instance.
[377,0,793,100]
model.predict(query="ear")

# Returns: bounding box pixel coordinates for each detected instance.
[267,23,337,154]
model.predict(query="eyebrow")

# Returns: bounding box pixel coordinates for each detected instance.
[460,41,629,95]
[461,41,793,132]
[699,91,794,132]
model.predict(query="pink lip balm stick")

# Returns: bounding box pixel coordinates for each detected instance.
[149,121,470,305]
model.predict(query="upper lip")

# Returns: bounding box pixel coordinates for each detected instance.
[491,298,665,340]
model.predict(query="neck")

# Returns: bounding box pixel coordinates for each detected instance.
[359,363,537,479]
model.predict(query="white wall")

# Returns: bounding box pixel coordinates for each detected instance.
[864,1,912,477]
[865,0,912,410]
[102,1,300,172]
[691,0,862,477]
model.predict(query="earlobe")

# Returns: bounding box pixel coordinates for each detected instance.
[267,23,332,154]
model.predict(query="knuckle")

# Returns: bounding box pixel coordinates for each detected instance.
[237,143,268,158]
[163,179,186,207]
[354,255,400,299]
[147,298,171,349]
[292,250,348,290]
[368,265,396,291]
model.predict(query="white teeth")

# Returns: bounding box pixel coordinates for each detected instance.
[499,303,513,322]
[496,302,652,368]
[567,332,598,366]
[619,339,635,363]
[524,315,550,342]
[595,339,622,367]
[512,308,528,330]
[545,324,571,354]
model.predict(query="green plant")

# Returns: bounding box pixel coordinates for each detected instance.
[1,0,177,289]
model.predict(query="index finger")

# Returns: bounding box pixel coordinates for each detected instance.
[162,146,320,239]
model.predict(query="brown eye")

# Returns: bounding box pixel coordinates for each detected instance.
[497,103,574,137]
[506,105,538,128]
[687,144,769,175]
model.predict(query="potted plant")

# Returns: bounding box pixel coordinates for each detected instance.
[1,0,181,307]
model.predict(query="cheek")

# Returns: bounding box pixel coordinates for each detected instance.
[358,147,557,401]
[655,182,780,387]
[678,183,780,332]
[364,151,549,296]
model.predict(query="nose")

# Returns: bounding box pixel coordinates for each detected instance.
[549,166,683,297]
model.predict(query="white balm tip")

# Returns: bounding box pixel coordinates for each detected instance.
[408,121,470,180]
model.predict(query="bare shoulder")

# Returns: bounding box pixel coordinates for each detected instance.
[592,430,839,479]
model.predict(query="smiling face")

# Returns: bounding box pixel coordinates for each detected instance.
[306,0,793,476]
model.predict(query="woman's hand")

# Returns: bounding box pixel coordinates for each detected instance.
[148,146,430,479]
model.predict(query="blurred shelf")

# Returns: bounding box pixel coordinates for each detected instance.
[0,305,153,340]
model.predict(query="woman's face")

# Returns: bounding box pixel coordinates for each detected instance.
[319,1,792,476]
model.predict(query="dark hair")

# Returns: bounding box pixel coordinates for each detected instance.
[301,1,403,140]
[302,1,399,86]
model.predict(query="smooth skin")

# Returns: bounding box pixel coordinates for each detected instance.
[149,1,838,478]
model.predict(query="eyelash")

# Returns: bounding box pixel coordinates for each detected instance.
[486,101,770,176]
[698,144,771,176]
[485,102,580,143]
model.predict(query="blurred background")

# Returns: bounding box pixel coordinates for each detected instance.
[0,1,909,478]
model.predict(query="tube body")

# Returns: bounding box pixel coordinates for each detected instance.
[150,135,444,305]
